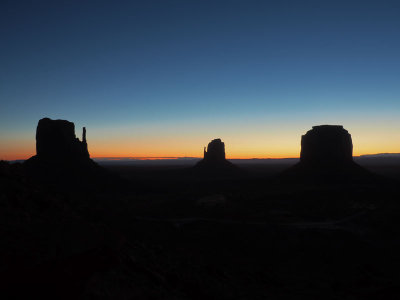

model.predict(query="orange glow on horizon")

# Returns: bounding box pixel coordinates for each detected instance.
[4,151,400,161]
[90,155,301,160]
[1,130,399,161]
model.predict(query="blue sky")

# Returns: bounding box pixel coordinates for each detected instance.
[1,0,400,159]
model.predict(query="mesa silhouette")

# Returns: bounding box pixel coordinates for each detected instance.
[24,117,114,188]
[192,138,241,176]
[282,125,376,183]
[20,119,381,184]
[35,117,90,161]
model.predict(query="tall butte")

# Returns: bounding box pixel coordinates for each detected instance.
[203,138,226,162]
[300,125,353,166]
[24,117,99,178]
[24,117,120,189]
[283,125,373,182]
[193,138,240,175]
[35,117,90,161]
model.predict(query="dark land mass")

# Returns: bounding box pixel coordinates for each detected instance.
[2,121,400,299]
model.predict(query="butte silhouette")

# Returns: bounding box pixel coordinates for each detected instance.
[24,117,111,187]
[301,125,353,166]
[282,125,374,182]
[192,138,240,176]
[34,118,90,161]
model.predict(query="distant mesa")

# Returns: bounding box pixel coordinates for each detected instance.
[36,117,90,161]
[282,125,375,182]
[24,117,112,187]
[203,138,226,163]
[300,125,353,166]
[193,138,240,175]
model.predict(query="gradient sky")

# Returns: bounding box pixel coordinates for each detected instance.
[1,0,400,160]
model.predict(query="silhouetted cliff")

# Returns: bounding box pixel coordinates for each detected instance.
[24,118,118,190]
[192,139,241,176]
[300,125,353,166]
[203,138,226,162]
[282,125,376,183]
[36,118,89,161]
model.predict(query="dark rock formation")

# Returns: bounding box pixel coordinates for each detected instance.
[300,125,353,166]
[24,118,120,190]
[192,139,241,176]
[203,139,226,162]
[36,118,89,161]
[281,125,376,183]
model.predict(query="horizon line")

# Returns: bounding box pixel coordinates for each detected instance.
[91,152,400,160]
[4,152,400,162]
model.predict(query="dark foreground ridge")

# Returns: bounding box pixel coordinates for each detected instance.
[282,125,377,183]
[192,138,241,176]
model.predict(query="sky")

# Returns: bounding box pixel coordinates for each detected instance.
[1,0,400,160]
